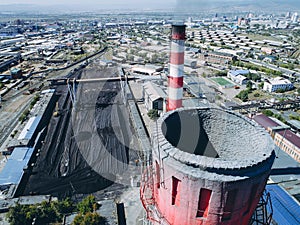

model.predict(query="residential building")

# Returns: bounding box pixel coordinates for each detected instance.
[263,77,294,92]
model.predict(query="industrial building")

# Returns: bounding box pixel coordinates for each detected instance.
[0,147,34,196]
[265,184,300,225]
[0,37,25,47]
[0,55,20,72]
[253,114,300,163]
[0,90,56,200]
[132,65,163,76]
[1,12,300,225]
[198,51,237,65]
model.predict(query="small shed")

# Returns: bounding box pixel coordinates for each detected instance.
[184,59,197,69]
[10,68,22,79]
[143,82,166,111]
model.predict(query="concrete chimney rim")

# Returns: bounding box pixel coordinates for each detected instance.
[153,107,275,172]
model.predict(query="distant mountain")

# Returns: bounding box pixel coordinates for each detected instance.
[0,4,67,13]
[176,0,300,12]
[0,1,299,14]
[0,2,175,14]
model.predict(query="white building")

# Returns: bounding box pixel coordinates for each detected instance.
[292,12,299,23]
[263,77,294,92]
[132,65,163,76]
[227,70,249,85]
[184,59,197,69]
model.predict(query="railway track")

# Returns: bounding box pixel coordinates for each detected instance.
[0,97,33,148]
[0,48,109,149]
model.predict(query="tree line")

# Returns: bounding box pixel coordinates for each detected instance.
[7,195,106,225]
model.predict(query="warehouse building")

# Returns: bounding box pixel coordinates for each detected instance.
[253,114,300,163]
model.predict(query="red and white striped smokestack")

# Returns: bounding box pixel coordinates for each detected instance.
[167,24,186,112]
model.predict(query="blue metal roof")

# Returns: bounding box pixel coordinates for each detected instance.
[236,69,249,75]
[10,68,21,74]
[266,184,300,225]
[0,147,34,185]
[10,148,28,161]
[18,116,41,140]
[229,70,249,77]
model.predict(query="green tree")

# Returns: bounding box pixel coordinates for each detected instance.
[151,53,160,63]
[253,92,260,97]
[29,94,40,110]
[215,71,227,76]
[19,109,30,123]
[72,213,84,225]
[6,203,31,225]
[147,109,159,120]
[6,199,74,225]
[289,114,300,121]
[246,81,252,90]
[247,73,261,82]
[36,201,59,224]
[52,197,75,215]
[126,54,134,61]
[72,212,103,225]
[236,90,249,102]
[258,82,264,89]
[77,195,98,215]
[262,110,274,117]
[274,114,286,123]
[82,212,101,225]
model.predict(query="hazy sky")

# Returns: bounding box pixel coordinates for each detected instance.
[0,0,296,4]
[0,0,176,5]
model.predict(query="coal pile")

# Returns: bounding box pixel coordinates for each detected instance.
[23,66,134,198]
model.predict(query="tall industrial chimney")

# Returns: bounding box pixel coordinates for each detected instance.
[167,24,186,112]
[140,107,276,225]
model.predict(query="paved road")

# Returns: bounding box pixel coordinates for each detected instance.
[244,58,300,77]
